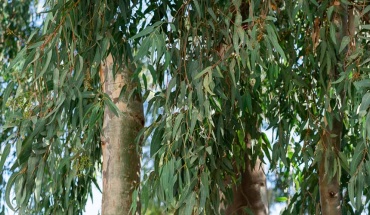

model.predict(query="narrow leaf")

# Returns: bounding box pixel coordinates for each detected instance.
[34,159,45,203]
[0,144,11,173]
[194,66,212,80]
[339,36,350,53]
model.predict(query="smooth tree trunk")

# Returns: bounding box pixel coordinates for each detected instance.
[318,4,349,214]
[101,55,144,215]
[226,134,268,215]
[319,119,342,215]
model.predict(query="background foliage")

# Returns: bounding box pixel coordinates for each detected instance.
[0,1,40,214]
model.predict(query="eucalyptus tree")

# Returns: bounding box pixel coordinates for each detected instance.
[136,0,370,215]
[3,0,370,215]
[264,1,370,214]
[2,0,144,214]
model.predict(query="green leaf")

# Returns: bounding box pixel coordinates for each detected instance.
[6,172,20,211]
[193,0,201,17]
[27,41,44,49]
[205,146,212,155]
[356,173,364,209]
[332,73,346,84]
[266,25,286,61]
[26,156,39,192]
[246,92,252,113]
[276,196,288,202]
[338,152,349,173]
[2,81,15,110]
[366,113,370,139]
[7,48,26,70]
[34,49,53,81]
[237,26,245,44]
[45,92,66,121]
[76,55,84,79]
[362,5,370,16]
[91,48,102,77]
[0,144,11,173]
[233,29,240,54]
[199,171,209,212]
[354,79,370,90]
[340,0,351,5]
[339,36,350,53]
[31,118,47,138]
[130,21,163,40]
[53,68,60,93]
[194,66,212,80]
[361,24,370,30]
[235,12,242,26]
[150,127,163,157]
[185,192,196,215]
[327,6,335,20]
[190,109,198,135]
[360,58,370,66]
[154,33,165,63]
[101,37,110,58]
[359,92,370,117]
[103,95,120,117]
[131,26,154,40]
[348,178,355,208]
[232,0,241,8]
[166,77,177,102]
[203,74,215,96]
[77,89,84,129]
[26,30,39,44]
[134,37,151,61]
[207,8,217,21]
[330,23,337,45]
[34,159,45,204]
[57,157,72,172]
[350,142,364,175]
[172,113,184,138]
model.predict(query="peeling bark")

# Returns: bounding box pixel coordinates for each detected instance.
[101,55,144,215]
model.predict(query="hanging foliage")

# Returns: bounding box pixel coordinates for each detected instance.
[3,0,370,214]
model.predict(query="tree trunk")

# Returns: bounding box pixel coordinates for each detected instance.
[318,4,348,214]
[318,119,342,215]
[226,134,268,215]
[101,55,144,215]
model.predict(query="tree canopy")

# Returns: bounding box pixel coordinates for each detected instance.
[2,0,370,214]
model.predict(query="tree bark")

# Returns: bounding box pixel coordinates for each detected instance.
[225,134,268,215]
[318,119,342,215]
[101,55,143,215]
[318,4,348,215]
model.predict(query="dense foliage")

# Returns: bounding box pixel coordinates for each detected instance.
[2,0,370,214]
[1,1,124,213]
[0,1,40,214]
[137,0,370,214]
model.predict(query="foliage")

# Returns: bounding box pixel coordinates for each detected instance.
[0,1,40,214]
[135,0,370,214]
[1,0,141,213]
[0,0,40,62]
[3,0,370,214]
[137,0,274,213]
